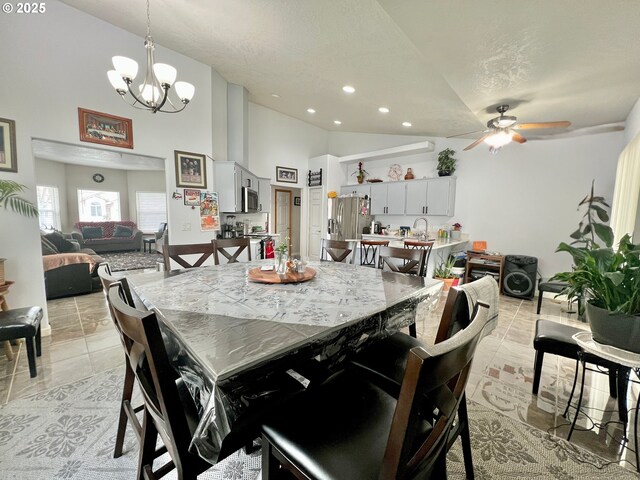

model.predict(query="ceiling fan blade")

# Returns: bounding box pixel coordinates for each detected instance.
[515,121,571,130]
[464,134,491,151]
[447,129,486,139]
[512,132,527,144]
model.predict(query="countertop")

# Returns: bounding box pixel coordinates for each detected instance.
[356,234,468,251]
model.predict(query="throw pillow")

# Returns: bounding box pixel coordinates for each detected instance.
[44,231,75,252]
[41,236,59,255]
[113,225,133,237]
[82,226,103,239]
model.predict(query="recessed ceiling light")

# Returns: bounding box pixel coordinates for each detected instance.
[378,107,390,113]
[342,85,355,94]
[334,120,342,125]
[271,93,280,98]
[402,121,412,127]
[307,108,316,114]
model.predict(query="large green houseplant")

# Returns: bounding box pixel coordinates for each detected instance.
[552,182,640,352]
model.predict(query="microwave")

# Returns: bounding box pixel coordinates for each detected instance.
[242,187,259,213]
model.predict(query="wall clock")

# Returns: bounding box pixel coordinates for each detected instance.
[388,164,403,181]
[92,173,105,183]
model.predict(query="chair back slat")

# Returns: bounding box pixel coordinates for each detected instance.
[403,241,434,276]
[378,246,426,277]
[163,243,213,270]
[321,239,354,264]
[381,302,490,479]
[212,238,252,265]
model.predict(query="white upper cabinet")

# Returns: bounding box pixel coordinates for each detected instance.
[340,184,371,197]
[405,177,456,216]
[258,177,271,213]
[370,182,406,215]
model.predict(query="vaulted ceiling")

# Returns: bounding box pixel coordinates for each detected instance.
[61,0,640,139]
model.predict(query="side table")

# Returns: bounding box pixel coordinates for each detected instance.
[571,331,640,472]
[0,281,16,360]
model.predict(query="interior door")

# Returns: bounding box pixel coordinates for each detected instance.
[275,189,292,250]
[308,187,323,260]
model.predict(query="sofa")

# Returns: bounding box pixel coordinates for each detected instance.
[41,231,104,299]
[72,221,143,253]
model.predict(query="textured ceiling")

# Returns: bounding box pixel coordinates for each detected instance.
[60,0,640,138]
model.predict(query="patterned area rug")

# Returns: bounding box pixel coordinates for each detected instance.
[99,252,162,272]
[0,369,637,480]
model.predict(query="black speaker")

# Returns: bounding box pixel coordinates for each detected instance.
[503,255,538,299]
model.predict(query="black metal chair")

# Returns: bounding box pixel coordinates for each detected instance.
[360,239,389,267]
[261,301,491,480]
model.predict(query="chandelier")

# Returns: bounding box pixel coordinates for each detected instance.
[107,0,195,113]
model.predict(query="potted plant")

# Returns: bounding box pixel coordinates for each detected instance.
[352,162,368,184]
[437,148,457,177]
[433,255,458,290]
[451,222,462,240]
[0,180,38,285]
[552,182,640,353]
[274,237,290,274]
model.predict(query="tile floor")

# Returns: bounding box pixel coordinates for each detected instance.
[1,275,638,474]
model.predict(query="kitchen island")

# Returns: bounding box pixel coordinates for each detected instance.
[351,234,468,277]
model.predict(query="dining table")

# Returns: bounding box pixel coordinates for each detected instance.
[126,260,443,464]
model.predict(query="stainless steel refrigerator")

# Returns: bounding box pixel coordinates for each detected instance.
[327,195,371,241]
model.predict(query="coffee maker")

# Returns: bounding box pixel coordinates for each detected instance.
[222,216,236,238]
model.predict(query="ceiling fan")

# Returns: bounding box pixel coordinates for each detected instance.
[449,105,571,153]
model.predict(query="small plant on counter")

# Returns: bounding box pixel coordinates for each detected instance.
[452,222,462,231]
[433,255,457,279]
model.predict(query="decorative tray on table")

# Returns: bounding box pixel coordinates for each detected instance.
[248,267,317,284]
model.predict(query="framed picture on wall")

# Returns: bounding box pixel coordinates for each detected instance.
[0,117,17,173]
[276,166,298,184]
[175,150,207,188]
[184,189,201,206]
[78,108,133,149]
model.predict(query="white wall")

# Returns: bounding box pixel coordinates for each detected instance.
[326,130,625,277]
[0,0,213,323]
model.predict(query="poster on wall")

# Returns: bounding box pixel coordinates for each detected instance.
[200,191,220,231]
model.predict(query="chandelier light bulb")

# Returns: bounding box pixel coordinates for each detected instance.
[484,130,513,148]
[152,63,177,86]
[112,56,138,80]
[107,70,127,92]
[139,84,161,103]
[174,81,195,102]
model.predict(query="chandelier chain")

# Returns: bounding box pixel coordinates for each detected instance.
[146,0,151,38]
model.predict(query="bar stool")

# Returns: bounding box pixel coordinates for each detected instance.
[360,240,389,267]
[403,240,434,277]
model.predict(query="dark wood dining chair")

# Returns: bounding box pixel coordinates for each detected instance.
[108,282,213,480]
[349,284,478,479]
[403,240,434,276]
[261,301,491,480]
[96,263,143,458]
[320,238,355,264]
[212,237,252,265]
[378,245,427,277]
[163,242,214,271]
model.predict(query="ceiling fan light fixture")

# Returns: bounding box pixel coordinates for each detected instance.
[484,130,512,148]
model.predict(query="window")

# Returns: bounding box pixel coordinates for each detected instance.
[78,189,121,221]
[136,192,167,233]
[36,185,61,230]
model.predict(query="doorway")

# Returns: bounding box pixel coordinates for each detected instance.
[274,186,301,255]
[307,187,323,260]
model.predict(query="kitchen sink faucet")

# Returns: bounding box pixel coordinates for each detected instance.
[412,217,428,240]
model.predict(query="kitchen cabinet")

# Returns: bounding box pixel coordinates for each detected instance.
[258,177,271,213]
[370,182,405,215]
[214,161,263,213]
[405,177,456,216]
[340,184,370,197]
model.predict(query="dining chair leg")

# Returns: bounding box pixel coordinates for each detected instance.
[114,360,136,458]
[261,435,283,480]
[458,394,475,480]
[138,409,159,480]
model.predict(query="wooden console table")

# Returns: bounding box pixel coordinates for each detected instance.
[0,281,16,360]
